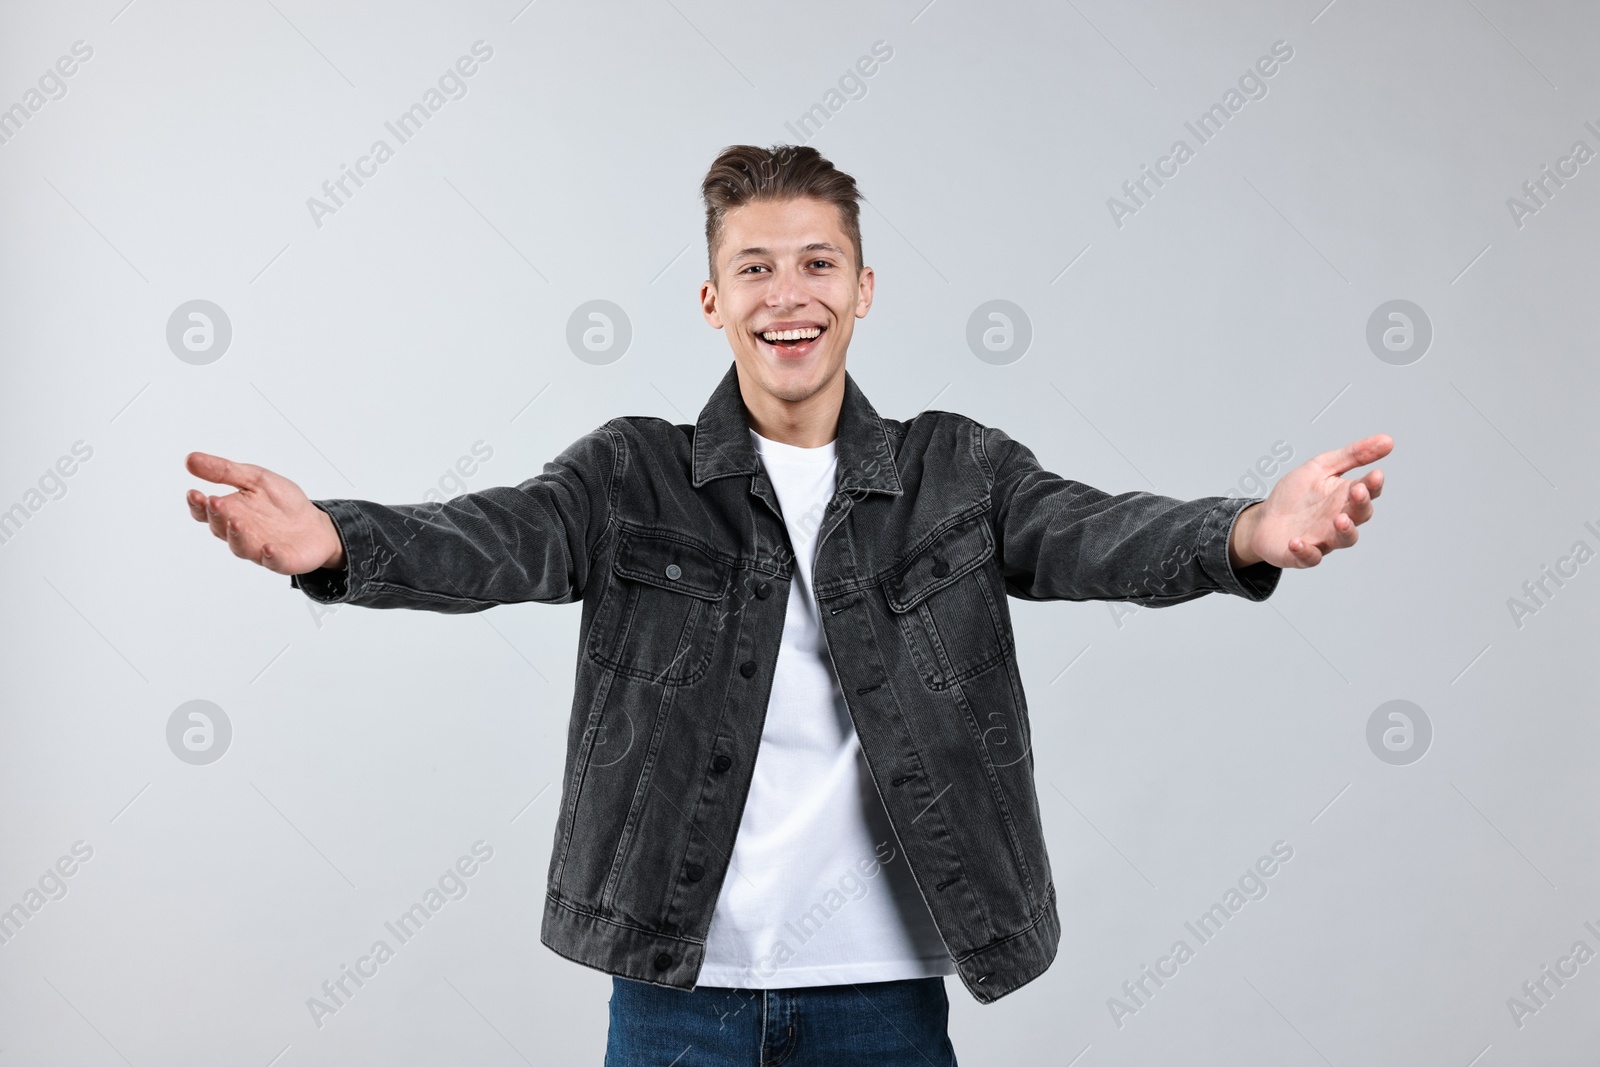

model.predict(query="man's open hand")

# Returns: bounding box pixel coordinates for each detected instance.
[185,452,345,574]
[1229,434,1392,569]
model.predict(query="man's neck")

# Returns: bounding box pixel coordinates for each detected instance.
[738,363,845,448]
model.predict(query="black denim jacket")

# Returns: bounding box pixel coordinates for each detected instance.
[291,360,1281,1003]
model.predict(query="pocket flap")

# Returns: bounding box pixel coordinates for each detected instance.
[882,518,994,613]
[613,531,730,601]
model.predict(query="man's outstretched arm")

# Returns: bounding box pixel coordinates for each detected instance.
[984,425,1390,607]
[184,423,619,612]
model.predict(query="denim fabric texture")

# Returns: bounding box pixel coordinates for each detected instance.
[603,975,958,1066]
[290,360,1281,1003]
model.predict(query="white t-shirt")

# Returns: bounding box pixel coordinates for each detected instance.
[696,427,956,988]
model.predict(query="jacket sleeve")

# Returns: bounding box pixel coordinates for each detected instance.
[982,424,1280,606]
[288,421,619,612]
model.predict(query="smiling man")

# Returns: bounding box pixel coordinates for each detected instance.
[186,144,1389,1066]
[704,190,869,443]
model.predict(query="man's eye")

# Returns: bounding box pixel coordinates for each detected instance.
[741,265,768,274]
[809,260,833,269]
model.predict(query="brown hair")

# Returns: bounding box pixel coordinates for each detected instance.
[701,144,863,282]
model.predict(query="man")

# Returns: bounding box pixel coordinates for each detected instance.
[186,144,1388,1065]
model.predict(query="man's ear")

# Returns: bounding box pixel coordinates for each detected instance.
[854,266,875,319]
[700,279,724,329]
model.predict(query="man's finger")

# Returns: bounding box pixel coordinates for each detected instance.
[260,542,292,575]
[1288,537,1322,567]
[224,515,256,562]
[1316,434,1394,477]
[1362,469,1384,500]
[186,489,209,522]
[186,451,262,490]
[206,496,232,540]
[1345,484,1375,525]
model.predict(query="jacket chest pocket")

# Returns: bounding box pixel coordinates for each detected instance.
[881,516,1011,691]
[587,530,732,687]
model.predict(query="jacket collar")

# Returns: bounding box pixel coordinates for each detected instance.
[691,360,903,497]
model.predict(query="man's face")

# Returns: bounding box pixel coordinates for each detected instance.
[700,196,874,406]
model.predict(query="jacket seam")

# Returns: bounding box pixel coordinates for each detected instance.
[600,682,683,910]
[614,520,744,570]
[546,891,707,946]
[952,881,1056,965]
[865,605,1001,947]
[813,505,990,600]
[946,669,1037,898]
[549,666,619,889]
[584,423,625,582]
[352,582,504,608]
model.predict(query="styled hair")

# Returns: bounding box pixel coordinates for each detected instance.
[701,144,863,282]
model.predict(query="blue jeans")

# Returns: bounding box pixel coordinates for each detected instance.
[604,975,960,1066]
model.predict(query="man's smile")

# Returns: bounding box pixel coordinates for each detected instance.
[755,321,827,359]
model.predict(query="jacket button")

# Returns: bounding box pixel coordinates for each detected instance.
[754,580,770,599]
[685,863,704,882]
[665,563,682,580]
[712,754,732,773]
[740,660,757,678]
[654,952,673,971]
[931,557,950,578]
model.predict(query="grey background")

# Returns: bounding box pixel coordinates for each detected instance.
[2,0,1596,1063]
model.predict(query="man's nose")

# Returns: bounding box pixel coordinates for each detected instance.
[765,265,808,307]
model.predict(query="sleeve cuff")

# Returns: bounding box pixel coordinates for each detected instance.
[287,500,370,604]
[1202,496,1282,601]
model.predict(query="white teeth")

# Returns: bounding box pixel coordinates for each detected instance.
[760,327,823,342]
